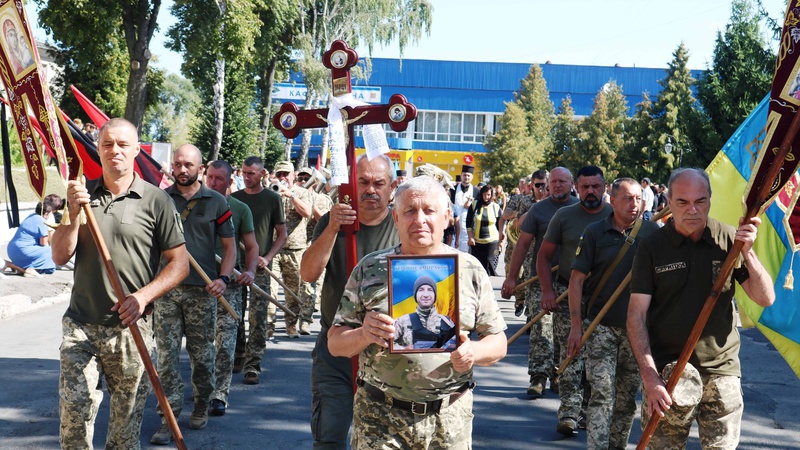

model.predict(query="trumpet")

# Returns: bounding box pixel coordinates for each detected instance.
[505,218,520,244]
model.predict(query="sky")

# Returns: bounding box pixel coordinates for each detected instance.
[27,0,789,75]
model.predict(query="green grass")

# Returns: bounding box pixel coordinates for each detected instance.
[0,166,68,204]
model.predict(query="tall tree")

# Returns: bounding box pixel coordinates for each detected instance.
[648,43,698,180]
[620,93,655,180]
[35,0,163,129]
[291,0,433,168]
[168,0,262,161]
[696,0,775,153]
[480,102,534,189]
[547,96,581,171]
[578,81,629,180]
[141,73,199,146]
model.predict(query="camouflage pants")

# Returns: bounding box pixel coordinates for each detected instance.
[276,248,314,326]
[213,283,243,404]
[351,388,473,450]
[552,283,584,421]
[59,315,153,450]
[154,284,217,418]
[243,269,273,375]
[584,322,639,450]
[642,374,742,450]
[526,281,554,380]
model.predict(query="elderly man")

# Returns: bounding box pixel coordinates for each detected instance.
[151,144,236,444]
[328,176,507,449]
[53,118,188,448]
[301,154,399,449]
[567,178,659,449]
[628,168,774,449]
[204,160,260,416]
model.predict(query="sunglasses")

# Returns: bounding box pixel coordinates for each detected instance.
[534,182,545,188]
[298,176,311,182]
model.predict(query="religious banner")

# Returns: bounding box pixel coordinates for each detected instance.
[748,3,800,211]
[0,0,81,200]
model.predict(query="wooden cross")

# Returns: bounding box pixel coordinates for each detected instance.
[272,40,416,269]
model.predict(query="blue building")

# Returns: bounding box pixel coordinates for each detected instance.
[275,58,701,180]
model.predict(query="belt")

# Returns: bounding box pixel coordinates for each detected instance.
[356,378,474,415]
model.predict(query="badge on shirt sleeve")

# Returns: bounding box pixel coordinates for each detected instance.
[174,211,185,235]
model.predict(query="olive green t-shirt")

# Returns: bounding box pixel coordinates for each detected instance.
[572,214,660,328]
[231,188,285,258]
[543,202,612,283]
[65,175,185,326]
[215,195,255,266]
[630,218,749,376]
[312,212,399,329]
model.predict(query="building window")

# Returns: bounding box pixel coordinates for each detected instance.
[414,111,494,143]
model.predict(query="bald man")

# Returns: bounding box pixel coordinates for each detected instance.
[151,144,236,445]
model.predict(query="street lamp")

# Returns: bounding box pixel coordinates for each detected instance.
[664,135,683,167]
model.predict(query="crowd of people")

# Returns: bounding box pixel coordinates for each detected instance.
[48,117,774,450]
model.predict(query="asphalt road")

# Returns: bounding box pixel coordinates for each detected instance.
[1,277,799,449]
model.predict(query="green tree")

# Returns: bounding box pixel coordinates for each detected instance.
[35,0,164,128]
[547,96,582,171]
[578,81,629,180]
[292,0,433,168]
[168,0,262,161]
[696,0,775,155]
[480,102,534,188]
[141,74,199,146]
[620,93,655,180]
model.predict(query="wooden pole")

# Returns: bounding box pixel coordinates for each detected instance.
[82,204,187,450]
[186,253,238,321]
[214,254,296,318]
[637,97,800,450]
[555,272,632,375]
[507,289,568,346]
[238,242,302,304]
[515,265,559,292]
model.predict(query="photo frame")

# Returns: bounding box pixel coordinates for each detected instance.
[387,254,459,354]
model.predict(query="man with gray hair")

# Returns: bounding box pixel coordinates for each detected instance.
[328,175,507,449]
[301,154,399,449]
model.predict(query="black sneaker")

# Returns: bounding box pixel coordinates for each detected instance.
[514,303,525,317]
[209,398,226,416]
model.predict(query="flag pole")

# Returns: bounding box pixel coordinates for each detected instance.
[637,98,800,450]
[82,204,188,450]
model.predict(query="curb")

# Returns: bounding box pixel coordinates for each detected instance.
[0,283,72,320]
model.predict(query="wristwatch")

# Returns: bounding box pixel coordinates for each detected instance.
[219,275,231,285]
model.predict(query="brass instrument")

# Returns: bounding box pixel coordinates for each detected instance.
[505,218,520,244]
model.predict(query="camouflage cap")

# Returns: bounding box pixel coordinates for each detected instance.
[661,361,702,407]
[299,167,314,176]
[274,161,294,174]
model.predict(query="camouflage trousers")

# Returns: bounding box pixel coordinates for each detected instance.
[275,247,314,327]
[59,316,153,450]
[552,283,584,421]
[526,281,554,380]
[351,387,473,450]
[584,322,639,450]
[243,269,272,375]
[212,283,243,404]
[642,373,742,450]
[154,284,217,418]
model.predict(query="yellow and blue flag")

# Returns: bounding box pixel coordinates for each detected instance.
[707,94,800,379]
[389,256,458,321]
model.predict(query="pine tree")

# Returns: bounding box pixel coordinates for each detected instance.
[547,96,580,171]
[620,93,655,180]
[578,81,629,180]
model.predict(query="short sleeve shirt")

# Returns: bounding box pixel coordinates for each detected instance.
[166,183,234,285]
[231,188,285,257]
[572,214,659,327]
[65,175,185,326]
[332,245,507,403]
[543,202,611,283]
[520,196,579,276]
[630,218,749,376]
[215,195,255,266]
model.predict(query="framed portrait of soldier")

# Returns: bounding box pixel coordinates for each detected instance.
[387,254,460,354]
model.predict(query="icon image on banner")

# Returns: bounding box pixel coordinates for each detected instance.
[280,112,296,130]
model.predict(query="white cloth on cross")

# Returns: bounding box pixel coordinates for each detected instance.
[327,93,390,186]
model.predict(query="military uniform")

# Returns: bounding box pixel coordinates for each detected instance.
[310,213,399,449]
[572,214,659,449]
[504,193,536,313]
[519,196,579,385]
[212,195,254,406]
[631,218,750,449]
[543,201,611,421]
[157,184,234,419]
[59,175,184,449]
[394,310,457,350]
[305,191,333,314]
[275,185,314,331]
[333,245,506,449]
[230,188,285,377]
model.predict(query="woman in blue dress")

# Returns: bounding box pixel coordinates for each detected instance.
[7,194,63,274]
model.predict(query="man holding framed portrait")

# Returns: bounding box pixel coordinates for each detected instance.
[328,175,507,449]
